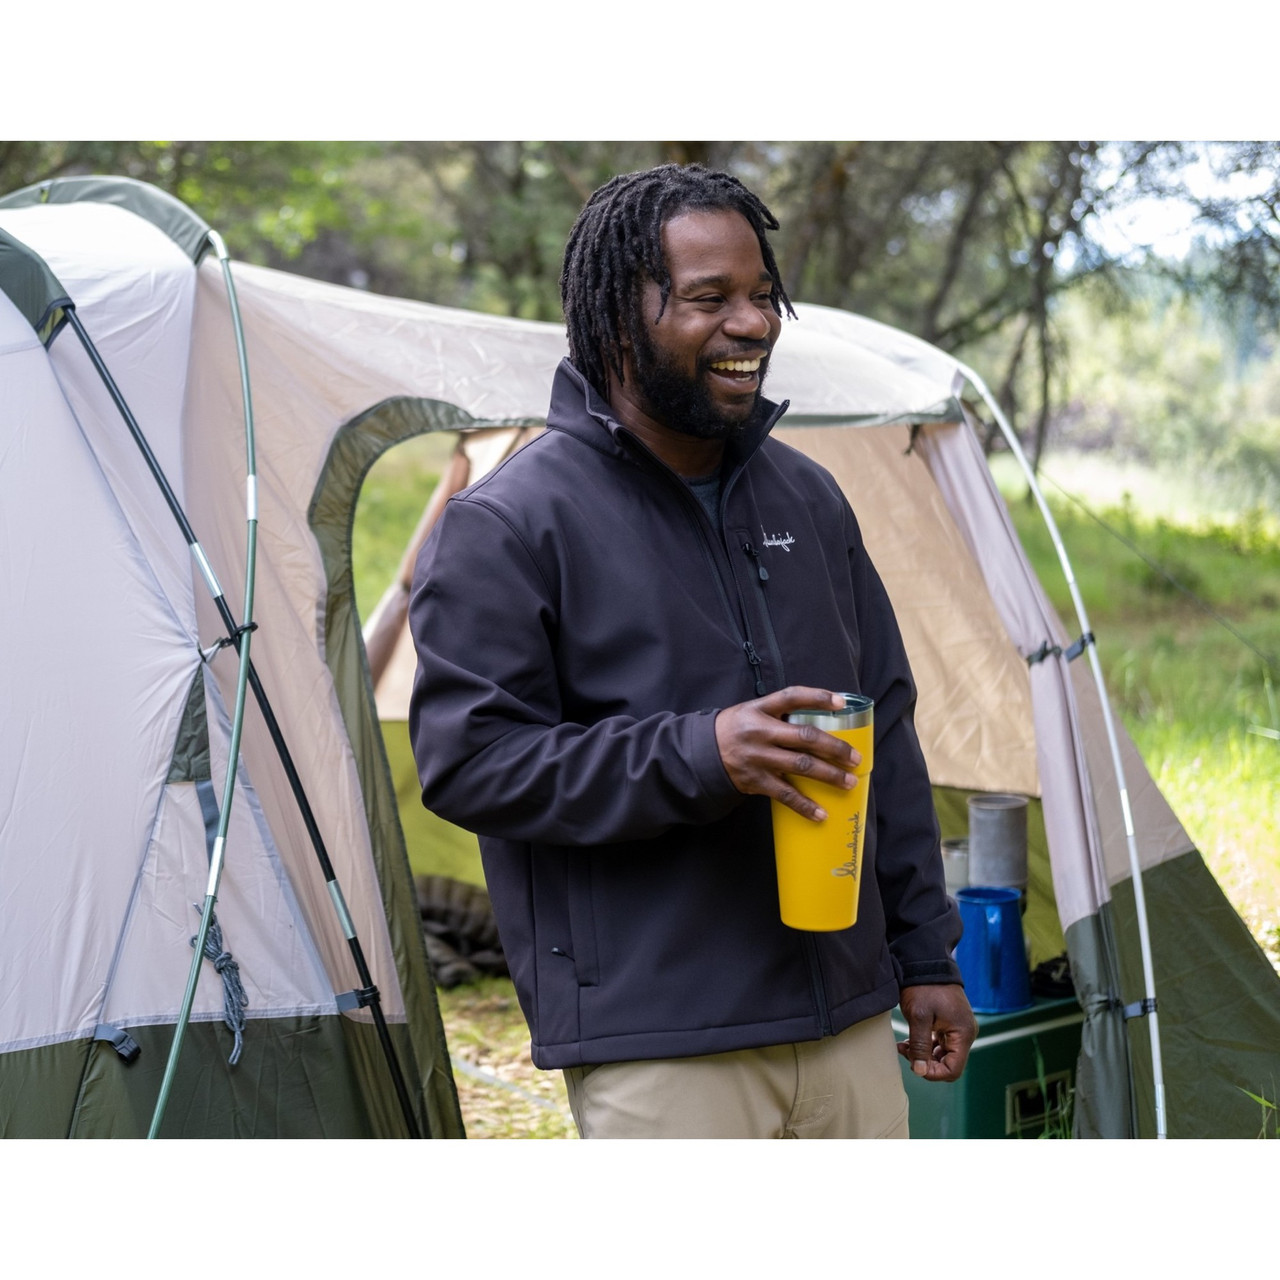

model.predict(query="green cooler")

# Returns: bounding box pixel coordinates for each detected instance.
[892,995,1084,1138]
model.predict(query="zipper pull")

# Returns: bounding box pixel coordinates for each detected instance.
[742,541,769,581]
[743,640,766,696]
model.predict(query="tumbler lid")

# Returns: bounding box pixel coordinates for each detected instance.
[784,693,873,731]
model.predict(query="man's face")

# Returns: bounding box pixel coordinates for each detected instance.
[621,208,783,440]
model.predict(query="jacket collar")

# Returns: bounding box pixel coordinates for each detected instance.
[546,358,789,474]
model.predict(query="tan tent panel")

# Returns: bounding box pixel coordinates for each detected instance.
[779,423,1040,798]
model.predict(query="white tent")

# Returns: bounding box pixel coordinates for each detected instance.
[2,177,1277,1138]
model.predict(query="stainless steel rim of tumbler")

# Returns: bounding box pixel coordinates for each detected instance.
[784,693,874,731]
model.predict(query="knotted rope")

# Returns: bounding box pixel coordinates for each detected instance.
[190,906,249,1065]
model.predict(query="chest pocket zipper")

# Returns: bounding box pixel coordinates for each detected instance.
[740,538,786,691]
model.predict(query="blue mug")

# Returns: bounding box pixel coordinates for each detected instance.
[955,886,1033,1014]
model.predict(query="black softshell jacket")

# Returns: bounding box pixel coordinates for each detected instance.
[409,360,962,1069]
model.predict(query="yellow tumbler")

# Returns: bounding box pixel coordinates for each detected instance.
[771,694,874,931]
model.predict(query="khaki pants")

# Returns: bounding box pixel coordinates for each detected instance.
[562,1012,909,1139]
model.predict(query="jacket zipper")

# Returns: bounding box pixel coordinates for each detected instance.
[741,539,787,689]
[742,536,824,1030]
[743,540,768,582]
[621,433,836,1034]
[742,640,766,697]
[804,937,834,1036]
[685,511,765,696]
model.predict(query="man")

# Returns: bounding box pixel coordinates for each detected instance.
[409,163,975,1138]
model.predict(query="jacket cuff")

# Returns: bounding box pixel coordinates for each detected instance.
[687,708,742,807]
[897,957,964,986]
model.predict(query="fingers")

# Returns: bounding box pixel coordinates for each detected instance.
[715,687,864,820]
[755,686,846,717]
[904,1015,937,1079]
[788,718,860,770]
[772,779,835,823]
[896,1033,968,1082]
[735,740,856,821]
[896,984,978,1083]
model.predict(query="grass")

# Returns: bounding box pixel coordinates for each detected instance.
[1238,1085,1278,1139]
[352,431,456,617]
[436,977,577,1139]
[355,438,1280,1135]
[993,450,1280,969]
[1032,1039,1074,1139]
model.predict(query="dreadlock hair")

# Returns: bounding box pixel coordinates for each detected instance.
[560,163,796,399]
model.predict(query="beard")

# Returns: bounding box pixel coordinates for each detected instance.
[628,323,771,441]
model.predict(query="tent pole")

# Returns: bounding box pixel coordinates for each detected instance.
[62,295,424,1139]
[955,362,1168,1141]
[148,232,258,1137]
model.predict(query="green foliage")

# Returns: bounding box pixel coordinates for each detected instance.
[1237,1085,1278,1139]
[1004,482,1280,722]
[389,141,672,317]
[759,141,1104,348]
[148,141,359,259]
[1032,1038,1074,1139]
[1046,273,1280,510]
[0,141,378,263]
[999,468,1280,959]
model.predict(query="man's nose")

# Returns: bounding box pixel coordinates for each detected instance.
[723,296,774,341]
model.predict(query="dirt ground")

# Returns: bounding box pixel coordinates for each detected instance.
[436,977,577,1139]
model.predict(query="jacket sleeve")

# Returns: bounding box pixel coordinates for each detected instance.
[845,502,964,986]
[407,493,742,846]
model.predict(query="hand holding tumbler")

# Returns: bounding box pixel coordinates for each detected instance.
[770,694,874,931]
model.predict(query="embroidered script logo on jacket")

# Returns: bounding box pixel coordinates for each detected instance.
[761,525,796,552]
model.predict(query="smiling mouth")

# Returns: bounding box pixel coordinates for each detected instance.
[707,355,765,381]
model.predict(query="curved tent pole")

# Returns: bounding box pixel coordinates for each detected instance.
[954,361,1167,1140]
[148,230,258,1138]
[57,255,423,1139]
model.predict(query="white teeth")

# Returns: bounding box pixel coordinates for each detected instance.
[710,358,761,373]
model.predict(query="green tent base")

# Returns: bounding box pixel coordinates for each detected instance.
[1,1017,461,1139]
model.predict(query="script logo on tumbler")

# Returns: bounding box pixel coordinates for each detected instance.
[831,812,863,877]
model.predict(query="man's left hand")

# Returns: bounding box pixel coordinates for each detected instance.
[897,984,977,1082]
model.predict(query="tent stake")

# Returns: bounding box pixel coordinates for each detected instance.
[957,362,1168,1140]
[62,265,422,1138]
